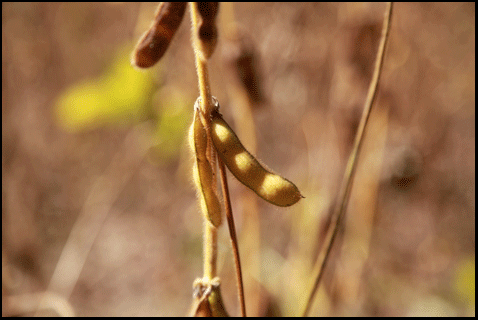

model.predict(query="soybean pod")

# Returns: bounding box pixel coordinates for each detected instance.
[195,2,219,60]
[210,109,302,207]
[132,2,187,68]
[189,102,222,227]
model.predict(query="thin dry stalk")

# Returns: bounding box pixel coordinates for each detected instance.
[35,125,150,316]
[218,157,247,317]
[220,4,263,313]
[302,2,394,316]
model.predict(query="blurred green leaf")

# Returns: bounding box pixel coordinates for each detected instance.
[150,88,192,163]
[55,44,156,132]
[454,257,475,314]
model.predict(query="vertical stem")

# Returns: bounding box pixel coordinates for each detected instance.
[203,222,217,279]
[302,2,394,316]
[190,1,218,281]
[190,2,213,116]
[190,3,245,316]
[218,157,247,317]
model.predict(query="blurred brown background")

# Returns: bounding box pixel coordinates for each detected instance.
[2,3,474,317]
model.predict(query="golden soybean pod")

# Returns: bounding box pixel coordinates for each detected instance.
[210,110,302,207]
[189,105,222,228]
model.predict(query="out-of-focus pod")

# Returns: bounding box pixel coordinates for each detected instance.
[132,2,187,68]
[196,2,219,60]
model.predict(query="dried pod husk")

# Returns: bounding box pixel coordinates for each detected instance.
[223,27,265,105]
[189,277,229,317]
[132,2,187,68]
[210,109,302,207]
[189,102,222,227]
[197,2,219,20]
[196,2,219,60]
[198,23,218,60]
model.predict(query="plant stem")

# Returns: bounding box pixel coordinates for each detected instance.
[203,222,217,280]
[189,2,214,116]
[218,157,247,317]
[302,2,394,316]
[190,3,246,315]
[189,1,218,281]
